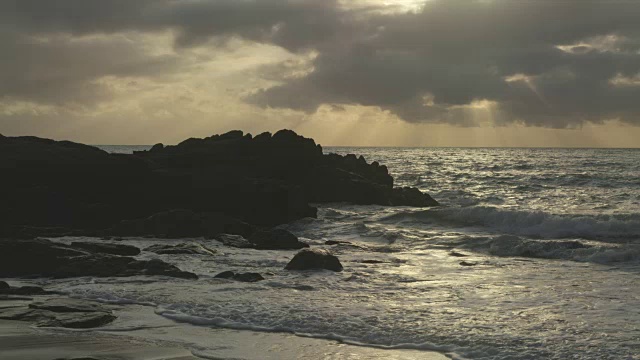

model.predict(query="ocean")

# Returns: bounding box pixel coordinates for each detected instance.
[54,146,640,359]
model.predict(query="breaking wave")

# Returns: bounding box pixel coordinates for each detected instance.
[382,206,640,241]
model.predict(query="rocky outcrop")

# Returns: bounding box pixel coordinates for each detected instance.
[0,238,197,279]
[211,234,255,248]
[0,298,117,328]
[1,129,438,239]
[70,242,141,256]
[0,282,57,296]
[285,249,343,272]
[214,271,265,282]
[144,243,217,256]
[249,229,308,250]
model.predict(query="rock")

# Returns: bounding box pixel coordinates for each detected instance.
[0,285,54,296]
[0,238,197,279]
[249,229,308,250]
[306,166,392,205]
[234,273,265,282]
[70,242,141,256]
[0,281,8,290]
[285,249,343,272]
[105,209,254,238]
[214,271,235,279]
[29,298,106,313]
[460,261,477,266]
[0,297,116,329]
[325,240,368,250]
[211,234,254,248]
[449,251,469,257]
[390,187,440,207]
[325,240,352,246]
[43,311,117,328]
[0,238,87,276]
[144,243,217,256]
[1,130,437,238]
[214,271,264,282]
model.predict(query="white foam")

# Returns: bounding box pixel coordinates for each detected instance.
[383,206,640,241]
[487,235,640,264]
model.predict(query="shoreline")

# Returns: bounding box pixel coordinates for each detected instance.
[0,295,449,360]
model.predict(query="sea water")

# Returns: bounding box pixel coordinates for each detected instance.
[53,147,640,359]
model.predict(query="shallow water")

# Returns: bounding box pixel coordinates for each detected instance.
[50,147,640,359]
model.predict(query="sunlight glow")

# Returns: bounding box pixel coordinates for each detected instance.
[609,73,640,87]
[556,34,626,54]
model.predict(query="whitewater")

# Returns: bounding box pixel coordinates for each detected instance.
[33,147,640,359]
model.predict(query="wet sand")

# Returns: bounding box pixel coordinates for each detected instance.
[0,304,449,360]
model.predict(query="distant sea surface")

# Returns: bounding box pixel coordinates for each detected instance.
[81,146,640,359]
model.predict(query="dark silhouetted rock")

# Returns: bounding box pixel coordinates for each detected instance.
[285,249,343,272]
[211,234,254,248]
[144,243,217,256]
[1,130,437,239]
[70,242,140,256]
[150,143,164,152]
[105,209,254,238]
[0,238,197,279]
[249,229,308,250]
[214,271,264,282]
[0,281,8,290]
[460,261,478,266]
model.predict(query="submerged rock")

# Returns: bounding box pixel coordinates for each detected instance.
[360,259,385,264]
[285,249,343,272]
[459,261,478,266]
[212,234,255,248]
[249,229,308,250]
[144,243,217,256]
[325,240,353,246]
[214,271,264,282]
[449,251,469,257]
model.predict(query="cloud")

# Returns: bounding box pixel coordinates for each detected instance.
[250,0,640,127]
[1,0,640,129]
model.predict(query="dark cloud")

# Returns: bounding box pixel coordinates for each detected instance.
[1,0,640,127]
[251,0,640,127]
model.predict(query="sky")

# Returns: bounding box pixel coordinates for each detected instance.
[1,0,639,147]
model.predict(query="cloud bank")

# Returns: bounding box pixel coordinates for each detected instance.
[1,0,640,134]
